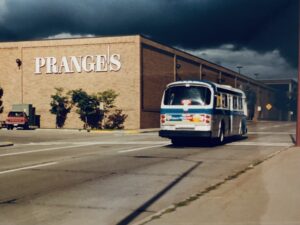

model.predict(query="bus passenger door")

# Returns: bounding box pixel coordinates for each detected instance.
[233,95,241,135]
[228,95,233,135]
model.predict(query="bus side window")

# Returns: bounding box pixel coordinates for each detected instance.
[215,94,221,108]
[233,96,238,110]
[238,97,243,110]
[222,94,228,109]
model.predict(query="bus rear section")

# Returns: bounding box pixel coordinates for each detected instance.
[159,81,214,144]
[159,81,248,145]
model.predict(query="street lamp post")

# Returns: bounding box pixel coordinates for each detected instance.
[236,66,243,75]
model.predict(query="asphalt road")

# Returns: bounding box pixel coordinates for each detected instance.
[0,121,295,225]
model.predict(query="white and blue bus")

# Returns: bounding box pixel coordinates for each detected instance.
[159,80,247,145]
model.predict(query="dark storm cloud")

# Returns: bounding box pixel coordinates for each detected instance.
[0,0,297,68]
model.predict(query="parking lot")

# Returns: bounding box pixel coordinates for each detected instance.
[0,121,295,225]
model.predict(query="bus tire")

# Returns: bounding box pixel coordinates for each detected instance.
[238,122,243,136]
[171,138,184,146]
[217,125,225,144]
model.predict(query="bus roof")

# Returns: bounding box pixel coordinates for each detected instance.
[166,80,246,96]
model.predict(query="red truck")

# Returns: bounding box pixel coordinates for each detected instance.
[5,111,29,130]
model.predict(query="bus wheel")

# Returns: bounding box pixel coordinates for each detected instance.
[239,122,243,136]
[171,138,184,146]
[217,126,225,144]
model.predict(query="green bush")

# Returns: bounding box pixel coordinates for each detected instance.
[104,109,128,129]
[50,88,71,128]
[69,89,103,129]
[98,89,127,129]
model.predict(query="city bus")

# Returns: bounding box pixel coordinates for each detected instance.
[159,80,247,145]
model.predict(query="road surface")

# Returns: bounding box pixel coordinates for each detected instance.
[0,121,295,225]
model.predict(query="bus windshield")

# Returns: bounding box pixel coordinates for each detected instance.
[163,85,212,106]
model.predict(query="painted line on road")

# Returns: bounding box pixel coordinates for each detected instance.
[248,132,295,135]
[118,144,169,153]
[226,142,293,147]
[0,162,58,175]
[16,141,169,146]
[257,123,293,130]
[0,143,97,157]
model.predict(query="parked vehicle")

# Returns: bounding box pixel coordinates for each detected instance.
[6,111,29,130]
[159,80,248,145]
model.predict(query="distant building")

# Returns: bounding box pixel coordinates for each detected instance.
[0,35,281,129]
[261,79,298,121]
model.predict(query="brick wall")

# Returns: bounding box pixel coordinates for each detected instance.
[0,36,141,129]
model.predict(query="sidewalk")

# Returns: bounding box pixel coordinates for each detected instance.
[139,147,300,225]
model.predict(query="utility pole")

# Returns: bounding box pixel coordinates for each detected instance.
[297,0,300,146]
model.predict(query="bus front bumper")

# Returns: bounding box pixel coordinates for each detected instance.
[159,130,212,139]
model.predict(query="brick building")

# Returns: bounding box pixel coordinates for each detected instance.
[0,35,278,129]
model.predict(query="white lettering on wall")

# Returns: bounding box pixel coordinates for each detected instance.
[34,47,122,75]
[110,54,121,71]
[82,55,95,72]
[70,56,82,73]
[35,57,46,74]
[59,56,71,73]
[46,57,58,74]
[96,55,108,72]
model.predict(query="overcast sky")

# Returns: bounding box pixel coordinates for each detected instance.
[0,0,297,79]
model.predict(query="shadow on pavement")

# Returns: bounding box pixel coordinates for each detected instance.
[165,136,248,148]
[115,161,202,225]
[290,134,296,144]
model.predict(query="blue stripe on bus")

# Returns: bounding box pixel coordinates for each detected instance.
[160,108,245,116]
[160,108,213,114]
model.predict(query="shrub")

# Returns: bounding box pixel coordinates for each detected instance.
[98,89,127,129]
[50,88,71,128]
[104,109,128,129]
[69,89,103,129]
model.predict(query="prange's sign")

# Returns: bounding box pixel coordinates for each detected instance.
[34,47,121,75]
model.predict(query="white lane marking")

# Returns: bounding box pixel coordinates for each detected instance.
[257,123,294,130]
[248,132,295,135]
[0,143,97,157]
[118,144,169,153]
[226,142,293,147]
[0,162,58,175]
[16,141,169,146]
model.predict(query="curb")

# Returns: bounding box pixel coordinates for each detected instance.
[30,128,160,134]
[89,129,160,134]
[0,142,13,147]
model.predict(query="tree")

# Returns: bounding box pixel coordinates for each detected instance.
[97,89,127,129]
[50,88,72,128]
[69,89,103,129]
[97,89,119,113]
[0,87,3,114]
